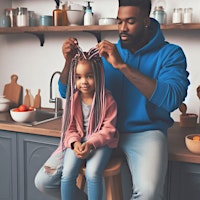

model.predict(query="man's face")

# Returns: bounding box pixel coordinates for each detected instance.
[117,6,149,50]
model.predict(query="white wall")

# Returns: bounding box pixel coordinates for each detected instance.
[0,0,200,122]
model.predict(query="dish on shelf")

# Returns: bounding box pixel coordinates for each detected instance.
[98,18,118,25]
[66,10,84,26]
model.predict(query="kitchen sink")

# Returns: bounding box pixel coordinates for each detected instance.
[0,108,62,126]
[30,109,63,126]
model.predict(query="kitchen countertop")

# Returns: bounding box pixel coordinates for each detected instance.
[0,116,200,164]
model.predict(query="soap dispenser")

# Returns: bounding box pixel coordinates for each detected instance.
[84,1,94,25]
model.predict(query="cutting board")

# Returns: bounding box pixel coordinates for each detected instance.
[3,74,23,107]
[24,89,31,107]
[34,89,41,108]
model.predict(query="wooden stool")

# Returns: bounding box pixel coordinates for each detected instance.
[77,157,123,200]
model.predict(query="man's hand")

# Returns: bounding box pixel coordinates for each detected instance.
[60,38,79,85]
[62,37,78,60]
[97,40,124,70]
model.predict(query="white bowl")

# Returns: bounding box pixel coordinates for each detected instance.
[10,108,36,123]
[98,18,118,25]
[67,10,84,26]
[0,96,10,112]
[185,134,200,154]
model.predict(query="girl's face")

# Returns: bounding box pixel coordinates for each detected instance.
[75,61,95,97]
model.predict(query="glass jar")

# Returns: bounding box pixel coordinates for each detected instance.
[5,8,17,27]
[183,8,193,24]
[172,8,182,24]
[16,7,28,27]
[153,6,166,24]
[28,11,36,26]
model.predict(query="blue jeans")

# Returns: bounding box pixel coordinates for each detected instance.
[61,146,112,200]
[119,130,168,200]
[35,130,167,200]
[35,146,112,200]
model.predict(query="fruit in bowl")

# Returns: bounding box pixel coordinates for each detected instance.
[185,134,200,154]
[10,104,36,123]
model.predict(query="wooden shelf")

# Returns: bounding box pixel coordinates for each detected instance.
[161,23,200,30]
[0,24,118,33]
[0,25,118,46]
[1,23,200,46]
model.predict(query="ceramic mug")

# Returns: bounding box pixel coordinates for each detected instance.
[0,15,11,27]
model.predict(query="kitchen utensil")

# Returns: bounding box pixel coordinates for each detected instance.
[34,89,41,108]
[3,74,23,107]
[28,89,34,106]
[24,89,30,107]
[179,102,187,115]
[179,102,198,127]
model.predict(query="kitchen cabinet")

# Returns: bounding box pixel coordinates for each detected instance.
[1,125,200,200]
[168,161,200,200]
[1,23,200,46]
[0,130,17,200]
[0,130,59,200]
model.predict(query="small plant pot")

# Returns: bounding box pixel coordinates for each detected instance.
[180,113,198,128]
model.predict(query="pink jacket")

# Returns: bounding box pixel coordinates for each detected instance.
[50,90,118,161]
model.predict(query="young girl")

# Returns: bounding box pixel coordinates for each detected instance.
[35,46,118,200]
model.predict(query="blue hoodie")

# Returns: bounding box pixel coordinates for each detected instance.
[59,18,190,135]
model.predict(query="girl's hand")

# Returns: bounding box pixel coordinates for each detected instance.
[74,142,93,159]
[73,141,83,157]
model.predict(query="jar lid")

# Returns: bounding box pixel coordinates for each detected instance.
[17,7,28,12]
[154,6,164,11]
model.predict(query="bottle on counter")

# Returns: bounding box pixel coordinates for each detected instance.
[16,7,29,27]
[84,1,94,26]
[53,0,63,26]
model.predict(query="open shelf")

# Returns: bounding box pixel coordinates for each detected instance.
[161,23,200,30]
[0,25,118,46]
[1,23,200,46]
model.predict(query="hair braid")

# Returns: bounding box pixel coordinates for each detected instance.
[61,46,106,147]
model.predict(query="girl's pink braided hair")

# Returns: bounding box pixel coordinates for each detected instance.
[61,45,106,145]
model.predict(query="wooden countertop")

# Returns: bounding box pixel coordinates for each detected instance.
[0,119,200,164]
[0,118,62,137]
[168,122,200,164]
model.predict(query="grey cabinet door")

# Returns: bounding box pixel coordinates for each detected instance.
[169,161,200,200]
[0,130,17,200]
[17,133,60,200]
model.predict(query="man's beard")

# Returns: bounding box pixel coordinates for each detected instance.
[119,33,137,49]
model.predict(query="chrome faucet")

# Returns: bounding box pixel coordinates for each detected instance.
[49,71,62,117]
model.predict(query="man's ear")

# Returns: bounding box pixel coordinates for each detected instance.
[144,17,150,28]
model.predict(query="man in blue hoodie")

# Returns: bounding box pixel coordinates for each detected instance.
[35,0,189,199]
